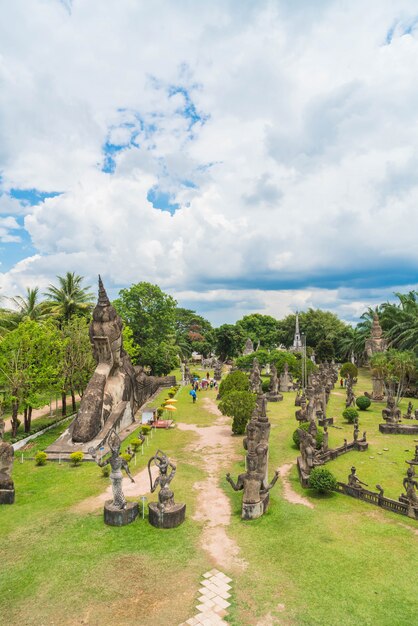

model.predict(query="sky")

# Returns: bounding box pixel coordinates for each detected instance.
[1,0,418,326]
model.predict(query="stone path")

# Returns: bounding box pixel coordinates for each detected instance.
[179,569,232,626]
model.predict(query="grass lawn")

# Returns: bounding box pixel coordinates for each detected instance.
[1,368,417,625]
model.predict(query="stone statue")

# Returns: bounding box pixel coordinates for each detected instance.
[214,360,222,382]
[226,453,279,520]
[0,419,15,504]
[382,395,401,424]
[321,425,329,453]
[267,364,282,402]
[348,466,368,490]
[243,338,254,355]
[279,362,292,392]
[345,378,356,408]
[89,428,138,525]
[404,401,414,420]
[295,397,308,423]
[402,468,418,507]
[249,358,263,394]
[365,313,388,358]
[353,419,359,442]
[147,449,185,528]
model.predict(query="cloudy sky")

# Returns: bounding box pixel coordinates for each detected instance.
[1,0,418,325]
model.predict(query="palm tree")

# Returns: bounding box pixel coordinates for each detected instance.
[8,287,49,323]
[44,272,95,323]
[380,291,418,353]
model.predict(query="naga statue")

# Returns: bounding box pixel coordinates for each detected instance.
[147,450,186,528]
[0,419,14,504]
[89,428,138,525]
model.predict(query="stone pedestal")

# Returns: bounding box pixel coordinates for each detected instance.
[318,416,334,427]
[104,500,139,526]
[379,423,418,435]
[242,493,269,520]
[266,393,283,403]
[0,488,15,504]
[148,502,186,528]
[354,441,368,452]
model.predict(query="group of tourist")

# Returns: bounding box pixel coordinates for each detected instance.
[189,372,218,403]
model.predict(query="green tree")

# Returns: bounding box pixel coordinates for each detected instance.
[174,307,214,359]
[215,324,245,361]
[218,370,249,398]
[0,320,63,435]
[219,390,256,435]
[60,318,95,414]
[315,338,335,363]
[44,272,94,323]
[370,349,416,403]
[340,362,358,379]
[236,314,280,350]
[8,287,49,323]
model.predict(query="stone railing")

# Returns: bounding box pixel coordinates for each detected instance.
[336,482,417,520]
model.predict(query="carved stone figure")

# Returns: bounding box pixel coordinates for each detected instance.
[267,364,283,402]
[370,374,385,401]
[321,425,329,453]
[402,468,418,507]
[0,419,14,504]
[345,378,356,408]
[243,338,254,355]
[249,358,263,394]
[279,362,292,392]
[404,401,414,420]
[348,466,368,490]
[365,313,388,358]
[295,397,309,423]
[148,449,185,528]
[226,454,279,520]
[89,429,138,525]
[214,360,222,382]
[382,395,401,424]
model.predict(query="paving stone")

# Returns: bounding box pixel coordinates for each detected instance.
[209,568,220,576]
[212,588,231,600]
[203,572,212,578]
[185,618,199,625]
[199,587,216,599]
[212,596,230,610]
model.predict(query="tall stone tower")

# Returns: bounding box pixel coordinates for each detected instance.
[292,311,303,352]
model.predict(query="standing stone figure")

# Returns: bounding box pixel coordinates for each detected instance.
[214,360,222,382]
[345,378,356,408]
[148,450,185,528]
[89,428,138,526]
[267,364,283,402]
[0,419,15,504]
[279,362,292,392]
[404,401,414,420]
[402,468,418,507]
[249,358,263,394]
[226,454,279,520]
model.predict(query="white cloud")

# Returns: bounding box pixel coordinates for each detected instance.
[0,0,418,321]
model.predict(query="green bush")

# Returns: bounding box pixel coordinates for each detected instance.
[342,407,359,423]
[262,379,270,393]
[101,465,110,478]
[340,362,358,379]
[219,390,257,435]
[218,370,249,398]
[69,451,84,466]
[121,453,132,463]
[292,422,324,449]
[168,390,175,398]
[356,396,371,411]
[131,437,144,452]
[157,407,164,418]
[141,425,151,435]
[309,467,337,493]
[35,451,48,466]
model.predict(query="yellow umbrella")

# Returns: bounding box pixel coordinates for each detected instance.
[164,399,178,404]
[164,405,177,411]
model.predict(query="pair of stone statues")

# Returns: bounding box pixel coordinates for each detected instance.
[90,430,184,527]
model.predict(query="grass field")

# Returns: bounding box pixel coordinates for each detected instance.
[1,367,417,625]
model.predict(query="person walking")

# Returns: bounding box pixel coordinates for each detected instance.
[190,388,197,403]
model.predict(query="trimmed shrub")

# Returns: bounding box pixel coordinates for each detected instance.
[101,465,110,478]
[356,396,371,411]
[292,422,324,449]
[309,467,337,493]
[218,370,249,399]
[69,451,84,466]
[35,451,48,466]
[141,425,151,435]
[219,390,257,435]
[342,407,359,423]
[340,362,358,379]
[131,437,144,452]
[157,407,164,418]
[121,453,132,463]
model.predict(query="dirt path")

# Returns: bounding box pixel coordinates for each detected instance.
[177,416,248,572]
[202,397,223,416]
[3,395,80,432]
[278,463,314,509]
[72,465,151,514]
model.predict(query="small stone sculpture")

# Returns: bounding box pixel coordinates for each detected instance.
[226,454,279,520]
[89,428,138,526]
[0,419,15,504]
[214,360,222,382]
[249,358,263,394]
[404,401,414,420]
[279,362,292,392]
[295,397,309,423]
[402,468,418,507]
[147,450,186,528]
[348,466,368,490]
[345,378,356,408]
[267,364,283,402]
[382,395,401,424]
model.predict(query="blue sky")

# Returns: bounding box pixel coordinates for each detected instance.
[1,0,418,325]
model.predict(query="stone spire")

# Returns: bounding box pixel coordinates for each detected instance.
[292,311,303,351]
[98,275,111,307]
